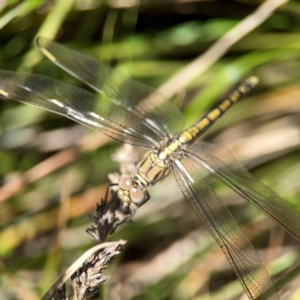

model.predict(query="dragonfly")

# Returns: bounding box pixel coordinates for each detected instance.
[0,37,300,300]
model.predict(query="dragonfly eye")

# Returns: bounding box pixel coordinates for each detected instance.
[119,174,132,190]
[130,187,145,204]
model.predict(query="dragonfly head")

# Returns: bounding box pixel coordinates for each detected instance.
[117,174,149,207]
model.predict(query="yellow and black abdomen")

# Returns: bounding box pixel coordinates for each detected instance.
[178,76,258,144]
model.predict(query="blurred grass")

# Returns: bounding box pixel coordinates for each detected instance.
[0,0,299,299]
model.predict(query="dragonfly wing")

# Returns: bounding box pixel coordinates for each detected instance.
[187,141,300,241]
[0,70,160,148]
[171,157,279,300]
[36,37,186,136]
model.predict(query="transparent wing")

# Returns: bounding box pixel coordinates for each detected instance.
[0,70,161,148]
[171,157,279,300]
[187,141,300,241]
[36,37,186,136]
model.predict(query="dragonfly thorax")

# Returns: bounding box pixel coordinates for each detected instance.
[135,136,184,188]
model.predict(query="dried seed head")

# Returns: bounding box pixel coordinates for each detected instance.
[87,189,137,243]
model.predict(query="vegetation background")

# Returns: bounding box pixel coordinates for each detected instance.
[0,0,300,299]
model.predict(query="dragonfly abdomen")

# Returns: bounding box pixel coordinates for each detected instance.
[134,77,259,189]
[178,76,259,144]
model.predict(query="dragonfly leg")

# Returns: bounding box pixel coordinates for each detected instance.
[104,183,118,202]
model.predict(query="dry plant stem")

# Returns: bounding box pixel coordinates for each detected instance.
[158,0,288,98]
[0,132,110,203]
[41,240,126,300]
[5,273,40,300]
